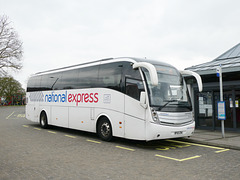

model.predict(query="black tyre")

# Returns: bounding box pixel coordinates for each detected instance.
[40,112,48,129]
[97,118,113,141]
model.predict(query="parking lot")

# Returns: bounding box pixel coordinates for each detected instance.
[1,106,240,180]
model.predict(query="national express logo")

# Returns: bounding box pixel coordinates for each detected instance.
[29,91,99,106]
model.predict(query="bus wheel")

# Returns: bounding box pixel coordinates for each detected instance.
[97,118,112,141]
[40,112,48,129]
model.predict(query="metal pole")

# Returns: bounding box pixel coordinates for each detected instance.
[219,66,225,138]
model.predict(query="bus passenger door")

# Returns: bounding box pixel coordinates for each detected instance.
[124,78,146,140]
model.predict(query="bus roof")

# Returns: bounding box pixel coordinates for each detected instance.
[34,57,175,76]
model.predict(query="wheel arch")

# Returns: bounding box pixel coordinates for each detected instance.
[39,109,48,122]
[39,108,49,129]
[96,114,113,135]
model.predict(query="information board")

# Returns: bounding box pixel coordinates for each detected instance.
[217,101,226,120]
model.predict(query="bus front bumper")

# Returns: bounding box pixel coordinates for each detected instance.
[146,121,195,141]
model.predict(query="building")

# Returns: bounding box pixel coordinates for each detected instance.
[185,43,240,131]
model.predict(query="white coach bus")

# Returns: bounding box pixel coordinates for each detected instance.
[26,57,202,141]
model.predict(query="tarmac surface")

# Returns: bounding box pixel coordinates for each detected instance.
[182,129,240,151]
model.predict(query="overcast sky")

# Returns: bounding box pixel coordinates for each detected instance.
[1,0,240,88]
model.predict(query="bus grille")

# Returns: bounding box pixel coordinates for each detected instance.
[157,112,193,126]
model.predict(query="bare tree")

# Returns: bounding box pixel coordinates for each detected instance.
[0,15,23,76]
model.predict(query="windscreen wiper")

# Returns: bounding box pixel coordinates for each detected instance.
[160,100,178,110]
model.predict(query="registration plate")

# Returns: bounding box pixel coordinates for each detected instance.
[174,131,183,135]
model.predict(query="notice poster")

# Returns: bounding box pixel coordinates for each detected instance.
[218,101,226,120]
[235,100,239,108]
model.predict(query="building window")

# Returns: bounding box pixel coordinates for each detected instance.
[197,92,213,128]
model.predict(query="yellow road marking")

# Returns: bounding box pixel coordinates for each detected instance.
[215,149,230,153]
[86,139,101,144]
[34,128,41,130]
[22,125,29,128]
[48,131,57,134]
[156,146,176,150]
[155,154,201,162]
[17,114,25,118]
[6,112,15,119]
[155,144,191,151]
[167,139,224,150]
[115,146,135,151]
[65,135,76,139]
[179,155,202,161]
[155,154,180,161]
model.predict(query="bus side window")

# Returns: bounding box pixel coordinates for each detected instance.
[98,62,122,92]
[61,69,79,89]
[49,72,62,90]
[40,75,51,91]
[41,73,62,91]
[126,78,144,101]
[27,76,42,92]
[78,66,99,89]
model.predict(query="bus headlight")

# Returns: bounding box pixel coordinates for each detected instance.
[151,108,160,123]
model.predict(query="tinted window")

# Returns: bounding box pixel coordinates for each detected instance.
[41,73,62,91]
[78,66,99,88]
[27,76,42,92]
[27,61,141,92]
[122,62,142,95]
[98,62,123,92]
[50,72,63,90]
[123,62,142,80]
[60,69,79,89]
[126,78,144,100]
